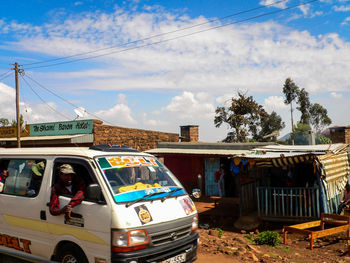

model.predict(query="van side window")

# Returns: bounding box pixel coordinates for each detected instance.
[52,160,101,203]
[1,159,46,197]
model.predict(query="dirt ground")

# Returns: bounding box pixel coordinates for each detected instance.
[194,197,350,263]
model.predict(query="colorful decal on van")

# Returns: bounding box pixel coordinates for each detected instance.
[98,156,161,169]
[135,205,153,224]
[0,233,32,253]
[114,186,186,203]
[179,197,196,215]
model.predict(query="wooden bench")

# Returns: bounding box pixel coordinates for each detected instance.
[283,213,350,255]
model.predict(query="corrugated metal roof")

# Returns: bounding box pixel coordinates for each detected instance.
[237,151,314,159]
[256,143,348,153]
[145,147,250,156]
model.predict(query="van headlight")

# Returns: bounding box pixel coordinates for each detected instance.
[192,214,198,232]
[112,230,149,252]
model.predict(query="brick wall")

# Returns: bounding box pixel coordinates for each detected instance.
[93,120,179,151]
[180,125,199,142]
[329,127,350,144]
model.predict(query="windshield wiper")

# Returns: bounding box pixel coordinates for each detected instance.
[161,187,183,202]
[125,191,167,207]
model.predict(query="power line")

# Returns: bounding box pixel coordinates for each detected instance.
[25,0,320,70]
[23,0,289,67]
[0,71,13,82]
[23,73,115,125]
[21,75,72,120]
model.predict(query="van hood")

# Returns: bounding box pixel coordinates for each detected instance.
[111,195,197,229]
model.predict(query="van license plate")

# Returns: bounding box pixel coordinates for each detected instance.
[160,253,186,263]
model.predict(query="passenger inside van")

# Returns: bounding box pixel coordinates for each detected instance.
[0,162,8,192]
[49,164,86,220]
[27,161,45,197]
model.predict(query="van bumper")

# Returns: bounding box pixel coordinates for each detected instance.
[111,231,198,263]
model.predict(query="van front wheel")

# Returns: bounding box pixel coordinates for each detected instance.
[56,243,88,263]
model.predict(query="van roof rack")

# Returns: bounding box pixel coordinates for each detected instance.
[89,144,139,152]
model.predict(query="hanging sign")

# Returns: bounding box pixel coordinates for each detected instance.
[0,126,30,138]
[30,120,93,136]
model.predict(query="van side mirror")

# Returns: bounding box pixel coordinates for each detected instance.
[192,189,201,199]
[86,184,105,204]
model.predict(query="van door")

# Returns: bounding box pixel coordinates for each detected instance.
[45,158,111,262]
[0,158,52,259]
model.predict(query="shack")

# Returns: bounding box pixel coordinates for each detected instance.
[233,144,350,222]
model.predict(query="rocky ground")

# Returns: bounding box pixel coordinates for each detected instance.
[197,227,350,263]
[195,198,350,263]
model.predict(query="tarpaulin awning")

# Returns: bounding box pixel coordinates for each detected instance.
[317,151,350,200]
[234,152,316,168]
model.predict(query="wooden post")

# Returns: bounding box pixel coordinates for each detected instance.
[347,228,350,256]
[284,229,287,244]
[321,213,325,230]
[310,233,314,250]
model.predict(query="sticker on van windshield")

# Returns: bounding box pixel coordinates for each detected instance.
[179,197,196,215]
[104,156,159,168]
[135,205,153,224]
[114,186,186,203]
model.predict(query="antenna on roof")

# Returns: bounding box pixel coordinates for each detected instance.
[73,107,87,120]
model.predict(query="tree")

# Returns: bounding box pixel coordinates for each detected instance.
[282,78,299,144]
[282,78,332,143]
[288,122,331,145]
[296,88,311,125]
[0,118,9,127]
[257,111,285,142]
[11,114,24,127]
[214,92,284,142]
[288,122,310,145]
[309,103,332,133]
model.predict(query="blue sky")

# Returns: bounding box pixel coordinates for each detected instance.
[0,0,350,142]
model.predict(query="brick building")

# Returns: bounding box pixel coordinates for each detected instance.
[0,119,179,151]
[329,126,350,144]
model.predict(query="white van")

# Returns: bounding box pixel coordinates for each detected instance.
[0,145,199,263]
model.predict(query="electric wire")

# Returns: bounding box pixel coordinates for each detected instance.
[23,0,289,67]
[23,74,115,125]
[0,70,12,78]
[21,75,72,120]
[0,71,13,82]
[24,0,320,70]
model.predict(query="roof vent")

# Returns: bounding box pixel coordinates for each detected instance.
[89,144,139,152]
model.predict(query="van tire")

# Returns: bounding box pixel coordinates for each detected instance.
[56,243,88,263]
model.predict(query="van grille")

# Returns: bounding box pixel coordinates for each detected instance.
[149,225,192,246]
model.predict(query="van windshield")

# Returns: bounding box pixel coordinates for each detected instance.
[96,155,185,203]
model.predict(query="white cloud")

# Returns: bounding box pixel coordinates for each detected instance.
[333,5,350,12]
[0,83,15,119]
[330,92,343,99]
[165,91,215,120]
[94,102,137,126]
[116,93,127,104]
[2,8,350,97]
[259,0,288,9]
[342,17,350,26]
[263,96,288,113]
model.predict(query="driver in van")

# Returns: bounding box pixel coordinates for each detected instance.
[49,164,86,220]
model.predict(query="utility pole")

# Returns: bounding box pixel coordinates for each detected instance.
[13,62,22,148]
[290,102,294,145]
